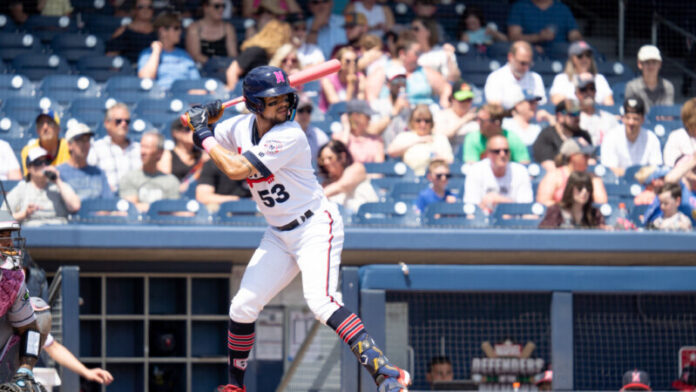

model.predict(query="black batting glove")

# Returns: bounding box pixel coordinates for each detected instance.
[204,99,224,123]
[186,106,214,150]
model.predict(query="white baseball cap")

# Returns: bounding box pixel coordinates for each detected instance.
[637,45,662,62]
[385,65,407,82]
[65,122,94,142]
[25,146,49,166]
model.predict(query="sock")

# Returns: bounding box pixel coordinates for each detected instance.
[326,306,366,346]
[227,319,255,387]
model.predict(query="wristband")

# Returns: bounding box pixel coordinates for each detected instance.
[202,137,219,153]
[20,329,41,359]
[16,368,33,377]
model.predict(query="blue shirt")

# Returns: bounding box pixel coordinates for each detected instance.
[307,14,347,59]
[58,163,114,201]
[137,47,200,90]
[643,180,696,226]
[507,0,578,44]
[415,187,455,213]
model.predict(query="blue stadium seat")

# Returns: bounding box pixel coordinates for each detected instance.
[491,202,546,228]
[76,55,134,83]
[370,177,417,202]
[543,42,571,61]
[215,199,266,225]
[388,2,415,25]
[325,101,348,118]
[390,181,427,202]
[170,78,228,104]
[105,76,165,107]
[621,165,644,185]
[486,42,511,60]
[71,0,114,14]
[39,75,100,111]
[23,15,79,45]
[532,58,565,87]
[526,163,546,184]
[72,198,141,224]
[0,32,44,63]
[364,161,415,179]
[82,14,129,42]
[629,204,649,228]
[134,97,190,131]
[145,199,212,224]
[605,182,641,202]
[11,54,71,81]
[0,116,24,139]
[50,33,105,65]
[1,97,57,128]
[422,202,488,227]
[200,56,234,81]
[612,81,627,104]
[647,105,681,123]
[597,61,634,84]
[354,201,417,226]
[589,164,619,185]
[457,56,502,88]
[0,74,34,99]
[0,14,18,32]
[67,97,112,129]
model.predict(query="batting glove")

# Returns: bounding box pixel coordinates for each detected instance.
[186,106,214,150]
[203,99,224,124]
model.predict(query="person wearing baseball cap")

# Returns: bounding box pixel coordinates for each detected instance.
[20,109,71,176]
[286,13,325,68]
[533,99,593,172]
[550,40,615,106]
[625,44,674,112]
[501,89,544,146]
[620,369,652,391]
[293,94,328,167]
[5,146,81,226]
[56,122,113,201]
[573,72,620,146]
[332,99,384,164]
[601,97,663,177]
[434,80,478,151]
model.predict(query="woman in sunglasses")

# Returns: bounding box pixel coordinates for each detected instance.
[539,171,605,229]
[106,0,157,63]
[269,43,302,75]
[410,18,460,83]
[185,0,238,64]
[549,40,614,106]
[387,104,453,176]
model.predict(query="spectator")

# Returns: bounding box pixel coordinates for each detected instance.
[601,97,662,177]
[185,0,239,64]
[6,0,36,24]
[534,370,553,391]
[138,11,200,90]
[550,41,614,106]
[536,137,607,206]
[195,160,251,210]
[464,134,533,213]
[533,100,593,172]
[662,97,696,167]
[294,95,329,167]
[633,166,669,206]
[344,0,394,38]
[0,140,21,181]
[387,104,453,176]
[644,153,696,227]
[105,0,157,63]
[620,369,652,391]
[332,100,384,164]
[538,171,605,229]
[306,0,348,59]
[41,0,72,16]
[411,0,447,42]
[648,182,692,231]
[434,80,477,153]
[118,131,180,212]
[242,0,302,19]
[318,140,378,214]
[426,356,454,389]
[158,119,206,195]
[484,41,547,109]
[414,159,457,214]
[20,110,70,176]
[625,45,674,113]
[226,20,291,91]
[362,34,393,102]
[88,103,142,192]
[458,5,508,49]
[332,12,370,54]
[286,13,325,68]
[5,147,81,226]
[507,0,582,50]
[371,66,411,148]
[56,122,113,201]
[411,18,460,83]
[574,72,620,146]
[462,103,530,164]
[320,47,365,112]
[502,89,545,146]
[269,43,302,75]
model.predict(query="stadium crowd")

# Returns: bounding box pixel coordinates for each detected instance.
[0,0,695,232]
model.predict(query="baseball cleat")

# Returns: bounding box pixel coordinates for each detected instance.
[377,367,411,392]
[216,385,246,392]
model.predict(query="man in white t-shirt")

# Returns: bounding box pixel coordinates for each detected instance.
[574,72,619,146]
[286,13,326,68]
[464,134,533,213]
[484,40,547,110]
[0,140,22,181]
[601,97,663,176]
[663,97,696,166]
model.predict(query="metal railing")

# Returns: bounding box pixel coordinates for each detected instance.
[46,266,80,392]
[651,11,696,82]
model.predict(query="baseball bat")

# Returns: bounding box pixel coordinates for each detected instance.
[180,59,341,127]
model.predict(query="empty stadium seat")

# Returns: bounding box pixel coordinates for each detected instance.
[422,202,487,227]
[458,56,503,88]
[105,76,165,107]
[491,202,546,228]
[0,14,18,32]
[76,55,134,83]
[170,78,228,104]
[200,56,234,81]
[611,81,627,104]
[647,105,681,123]
[0,116,24,139]
[390,181,427,202]
[532,58,565,87]
[71,0,114,14]
[67,97,113,129]
[82,14,129,42]
[146,199,212,224]
[134,97,190,130]
[629,204,649,228]
[605,182,642,202]
[1,97,57,128]
[354,201,417,226]
[50,33,106,65]
[23,15,78,44]
[11,53,71,81]
[596,61,634,84]
[39,75,100,111]
[72,198,141,224]
[364,161,415,178]
[0,32,44,63]
[621,165,644,185]
[486,42,511,60]
[589,164,619,185]
[215,199,265,225]
[0,74,34,99]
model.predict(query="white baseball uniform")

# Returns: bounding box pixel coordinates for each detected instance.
[213,114,344,324]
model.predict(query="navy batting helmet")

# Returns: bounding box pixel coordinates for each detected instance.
[243,66,298,115]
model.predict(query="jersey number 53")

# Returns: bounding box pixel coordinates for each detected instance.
[258,184,290,207]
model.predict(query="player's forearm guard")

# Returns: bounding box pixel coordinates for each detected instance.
[19,329,40,359]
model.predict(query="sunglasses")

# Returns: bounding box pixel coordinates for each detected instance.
[434,173,452,180]
[283,57,299,64]
[574,184,589,191]
[136,4,153,9]
[210,3,224,8]
[30,159,50,167]
[412,25,422,32]
[563,111,580,118]
[579,86,596,93]
[166,25,182,31]
[489,148,510,155]
[112,118,131,125]
[342,58,356,64]
[414,118,432,124]
[297,107,312,114]
[575,52,592,59]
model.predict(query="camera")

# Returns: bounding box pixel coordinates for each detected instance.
[44,170,57,181]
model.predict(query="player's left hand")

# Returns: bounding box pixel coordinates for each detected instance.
[187,106,213,150]
[204,100,224,124]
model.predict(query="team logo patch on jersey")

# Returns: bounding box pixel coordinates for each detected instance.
[264,140,283,155]
[233,359,248,370]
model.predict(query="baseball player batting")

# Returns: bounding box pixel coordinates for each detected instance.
[185,65,411,392]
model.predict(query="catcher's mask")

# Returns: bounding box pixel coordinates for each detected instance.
[0,210,25,270]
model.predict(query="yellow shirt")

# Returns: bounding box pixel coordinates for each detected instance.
[21,139,71,175]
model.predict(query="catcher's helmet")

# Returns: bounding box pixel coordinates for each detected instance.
[243,66,298,115]
[0,209,24,270]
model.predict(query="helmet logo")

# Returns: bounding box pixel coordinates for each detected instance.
[274,71,285,84]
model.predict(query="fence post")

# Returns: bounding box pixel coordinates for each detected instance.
[341,267,360,392]
[652,11,658,45]
[618,0,625,61]
[59,266,80,392]
[360,289,385,392]
[551,291,573,391]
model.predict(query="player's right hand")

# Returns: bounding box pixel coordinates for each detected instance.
[186,106,213,150]
[204,100,224,124]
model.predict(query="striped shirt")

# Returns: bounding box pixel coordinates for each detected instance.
[87,136,142,191]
